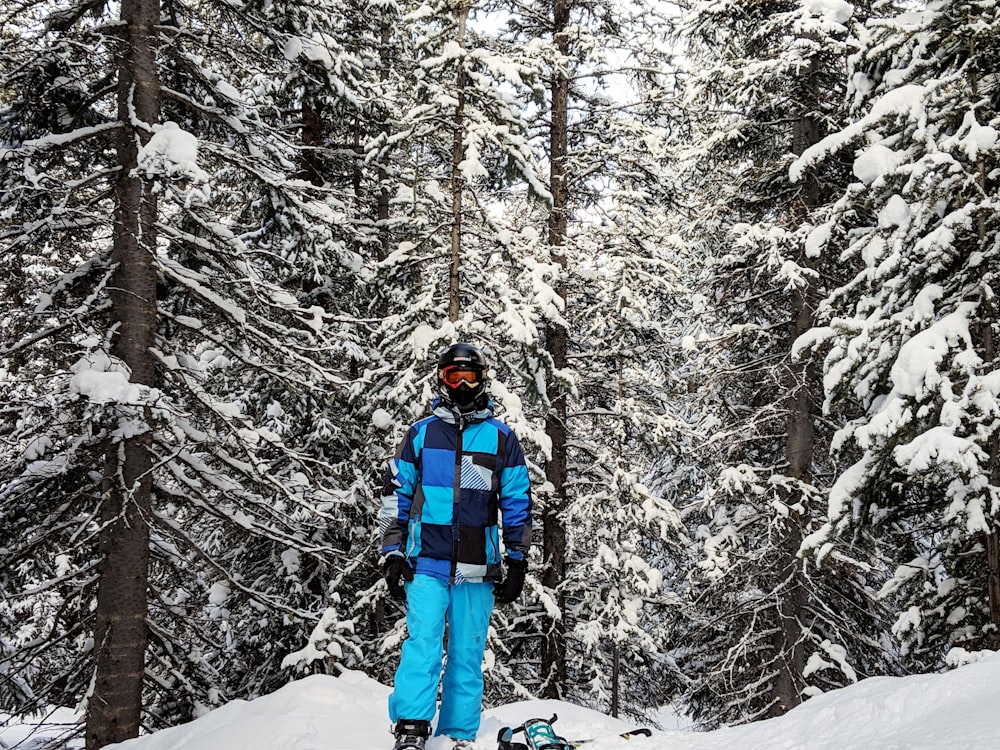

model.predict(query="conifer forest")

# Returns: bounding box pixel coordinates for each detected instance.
[2,0,999,747]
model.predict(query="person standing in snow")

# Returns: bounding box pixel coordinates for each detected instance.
[380,343,533,750]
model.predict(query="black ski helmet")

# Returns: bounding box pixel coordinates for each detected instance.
[436,343,489,413]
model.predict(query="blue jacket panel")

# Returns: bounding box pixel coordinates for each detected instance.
[380,402,533,584]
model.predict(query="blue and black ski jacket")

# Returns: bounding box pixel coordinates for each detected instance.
[380,399,533,584]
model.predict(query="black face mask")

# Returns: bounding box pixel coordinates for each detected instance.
[448,382,480,412]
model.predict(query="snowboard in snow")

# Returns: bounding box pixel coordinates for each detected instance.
[497,714,652,750]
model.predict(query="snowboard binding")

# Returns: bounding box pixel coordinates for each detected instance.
[497,714,570,750]
[496,713,652,750]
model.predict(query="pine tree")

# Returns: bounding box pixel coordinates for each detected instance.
[0,0,370,738]
[792,0,1000,670]
[480,0,691,714]
[673,0,895,726]
[557,115,690,718]
[282,0,554,690]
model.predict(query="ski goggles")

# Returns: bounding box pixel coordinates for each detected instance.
[439,365,482,388]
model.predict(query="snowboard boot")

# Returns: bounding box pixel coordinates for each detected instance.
[393,719,432,750]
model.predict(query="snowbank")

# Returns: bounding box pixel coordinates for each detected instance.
[6,653,1000,749]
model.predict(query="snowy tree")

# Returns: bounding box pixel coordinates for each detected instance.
[673,0,897,726]
[566,466,684,720]
[281,0,556,690]
[353,0,548,430]
[0,0,372,740]
[557,180,691,717]
[792,0,1000,671]
[474,0,693,716]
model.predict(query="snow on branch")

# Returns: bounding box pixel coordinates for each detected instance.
[789,84,929,184]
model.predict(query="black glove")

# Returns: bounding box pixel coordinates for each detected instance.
[383,555,413,601]
[494,556,528,604]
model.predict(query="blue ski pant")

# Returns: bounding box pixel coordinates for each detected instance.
[388,574,494,740]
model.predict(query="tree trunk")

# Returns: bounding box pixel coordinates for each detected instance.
[448,0,469,323]
[966,49,1000,646]
[540,0,570,699]
[974,186,1000,646]
[300,100,324,187]
[988,529,1000,646]
[611,643,620,718]
[86,0,159,746]
[376,17,392,267]
[772,291,810,714]
[769,89,822,718]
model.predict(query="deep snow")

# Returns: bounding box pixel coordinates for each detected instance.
[4,651,1000,749]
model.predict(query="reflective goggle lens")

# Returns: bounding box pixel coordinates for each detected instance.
[440,367,480,387]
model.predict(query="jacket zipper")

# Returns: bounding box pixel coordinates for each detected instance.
[451,415,465,582]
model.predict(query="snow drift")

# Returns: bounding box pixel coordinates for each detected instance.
[5,652,1000,749]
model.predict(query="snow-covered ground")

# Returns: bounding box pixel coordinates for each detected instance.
[5,651,1000,749]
